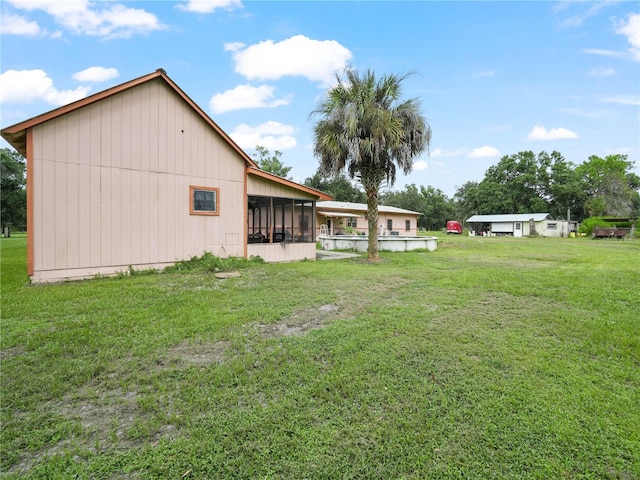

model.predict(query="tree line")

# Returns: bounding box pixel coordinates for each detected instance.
[3,147,638,236]
[305,151,640,230]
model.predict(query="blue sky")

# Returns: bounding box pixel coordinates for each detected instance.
[1,0,638,197]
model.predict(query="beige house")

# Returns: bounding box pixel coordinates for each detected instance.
[316,201,421,237]
[1,69,330,283]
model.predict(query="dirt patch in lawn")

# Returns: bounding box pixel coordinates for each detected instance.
[161,339,231,367]
[256,303,340,339]
[256,276,410,339]
[0,345,26,362]
[8,386,179,476]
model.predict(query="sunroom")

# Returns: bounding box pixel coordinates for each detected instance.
[245,169,330,262]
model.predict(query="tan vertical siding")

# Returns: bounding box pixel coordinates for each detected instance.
[66,163,79,268]
[158,92,168,174]
[89,165,101,266]
[100,166,112,265]
[78,111,90,167]
[66,112,79,165]
[89,104,101,167]
[26,78,273,281]
[54,116,67,163]
[110,95,122,169]
[120,90,132,170]
[111,167,122,266]
[41,159,55,270]
[149,172,160,264]
[100,102,112,168]
[248,176,317,199]
[129,169,141,263]
[53,161,67,269]
[131,88,141,172]
[78,164,91,267]
[120,168,132,265]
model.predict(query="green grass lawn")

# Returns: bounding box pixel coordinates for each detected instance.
[1,234,639,479]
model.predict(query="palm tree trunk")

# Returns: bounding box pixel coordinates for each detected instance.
[365,187,379,260]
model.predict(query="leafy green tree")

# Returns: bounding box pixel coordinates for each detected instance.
[1,148,27,232]
[480,151,550,214]
[454,151,591,220]
[304,170,366,203]
[312,69,431,260]
[382,184,453,230]
[252,145,293,179]
[453,181,481,221]
[539,151,587,221]
[381,184,428,228]
[420,185,455,230]
[575,154,639,217]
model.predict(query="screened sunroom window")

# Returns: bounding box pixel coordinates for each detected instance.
[247,196,315,244]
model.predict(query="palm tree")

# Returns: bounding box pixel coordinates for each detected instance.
[312,69,431,260]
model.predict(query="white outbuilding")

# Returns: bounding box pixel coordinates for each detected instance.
[466,213,571,237]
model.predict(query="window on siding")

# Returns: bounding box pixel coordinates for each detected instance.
[347,217,358,228]
[387,219,393,231]
[547,223,557,230]
[405,220,411,231]
[190,186,219,215]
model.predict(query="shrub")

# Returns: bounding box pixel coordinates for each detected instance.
[579,217,636,236]
[579,217,610,235]
[163,252,262,274]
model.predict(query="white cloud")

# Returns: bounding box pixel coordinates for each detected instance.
[580,49,624,59]
[209,84,290,114]
[467,146,500,158]
[72,66,119,82]
[178,0,242,13]
[413,160,428,171]
[5,0,164,38]
[229,35,352,85]
[587,67,614,77]
[555,1,613,29]
[0,12,40,35]
[601,95,640,106]
[527,126,578,140]
[0,69,91,105]
[431,147,465,158]
[616,13,640,61]
[229,121,297,150]
[473,71,495,78]
[557,107,606,120]
[224,41,245,52]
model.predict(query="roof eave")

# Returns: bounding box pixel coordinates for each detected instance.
[247,167,332,200]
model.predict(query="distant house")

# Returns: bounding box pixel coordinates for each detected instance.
[466,213,570,237]
[1,69,330,283]
[316,201,421,236]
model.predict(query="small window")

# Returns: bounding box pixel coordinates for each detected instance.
[347,217,358,228]
[405,220,411,231]
[547,223,557,230]
[190,186,219,215]
[387,219,393,231]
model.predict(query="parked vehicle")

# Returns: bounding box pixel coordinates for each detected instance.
[446,220,463,234]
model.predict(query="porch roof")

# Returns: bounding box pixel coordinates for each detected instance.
[466,213,552,223]
[317,211,361,218]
